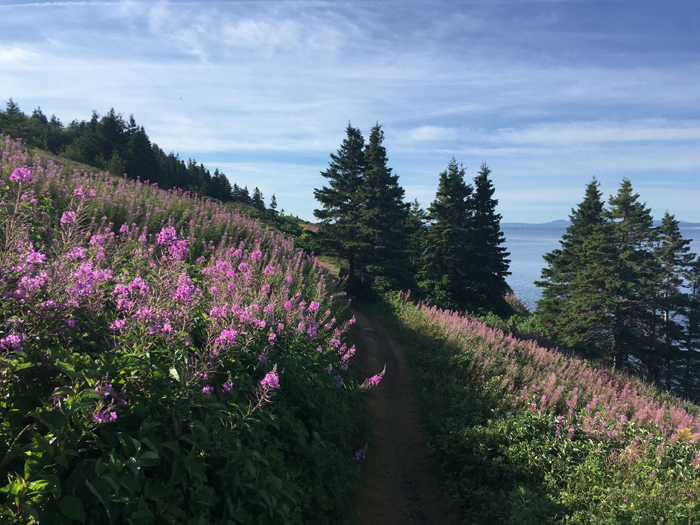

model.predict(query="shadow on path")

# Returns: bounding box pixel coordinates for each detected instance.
[348,305,461,525]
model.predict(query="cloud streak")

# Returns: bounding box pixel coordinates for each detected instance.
[1,0,699,222]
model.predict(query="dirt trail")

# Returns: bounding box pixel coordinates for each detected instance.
[348,306,461,525]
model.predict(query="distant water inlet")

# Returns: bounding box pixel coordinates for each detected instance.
[501,226,700,313]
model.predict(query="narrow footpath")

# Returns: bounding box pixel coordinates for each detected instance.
[348,306,461,525]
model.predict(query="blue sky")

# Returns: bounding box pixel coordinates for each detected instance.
[1,0,699,222]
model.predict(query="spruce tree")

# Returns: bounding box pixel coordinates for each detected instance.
[419,158,473,308]
[654,213,697,388]
[313,124,366,292]
[464,163,511,315]
[536,178,605,339]
[681,256,700,396]
[406,199,428,273]
[354,124,412,294]
[605,179,658,371]
[252,187,265,211]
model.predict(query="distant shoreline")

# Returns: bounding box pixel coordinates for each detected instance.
[502,222,700,229]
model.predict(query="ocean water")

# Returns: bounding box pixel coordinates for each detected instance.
[501,226,700,313]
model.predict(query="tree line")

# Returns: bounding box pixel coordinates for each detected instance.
[312,123,512,316]
[0,99,282,215]
[536,178,700,398]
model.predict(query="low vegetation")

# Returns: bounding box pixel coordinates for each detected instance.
[0,135,377,524]
[376,291,700,524]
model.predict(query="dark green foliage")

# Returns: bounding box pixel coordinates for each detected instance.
[419,158,474,308]
[0,101,237,205]
[681,257,700,397]
[405,199,428,272]
[313,123,366,292]
[537,178,700,395]
[463,164,511,316]
[536,177,605,341]
[355,124,412,294]
[419,161,511,315]
[652,213,696,387]
[314,123,412,295]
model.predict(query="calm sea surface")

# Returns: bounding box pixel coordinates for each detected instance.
[501,226,700,313]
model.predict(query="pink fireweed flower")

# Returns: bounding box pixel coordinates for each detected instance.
[259,352,267,364]
[60,211,77,225]
[361,365,386,390]
[0,334,23,352]
[202,385,214,395]
[261,370,280,389]
[307,324,318,340]
[74,187,85,197]
[285,275,293,285]
[222,381,233,393]
[250,250,263,262]
[263,265,275,276]
[94,410,118,423]
[268,332,277,344]
[9,167,32,183]
[156,226,178,246]
[307,301,320,314]
[66,247,87,260]
[215,329,237,347]
[128,277,150,295]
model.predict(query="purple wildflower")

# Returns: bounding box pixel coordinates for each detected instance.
[9,167,32,183]
[261,370,280,389]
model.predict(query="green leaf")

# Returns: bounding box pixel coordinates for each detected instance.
[29,474,60,497]
[128,508,154,525]
[30,410,67,433]
[55,360,77,379]
[59,495,86,523]
[13,362,35,371]
[85,478,113,522]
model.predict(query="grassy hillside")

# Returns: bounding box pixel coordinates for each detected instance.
[0,134,376,524]
[375,292,700,524]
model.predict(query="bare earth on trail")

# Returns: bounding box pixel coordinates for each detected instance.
[348,306,461,525]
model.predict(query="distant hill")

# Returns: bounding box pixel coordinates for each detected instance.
[502,220,700,228]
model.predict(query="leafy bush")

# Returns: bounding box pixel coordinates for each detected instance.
[375,291,700,524]
[0,135,376,524]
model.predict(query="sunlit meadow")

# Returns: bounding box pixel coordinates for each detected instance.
[0,135,381,524]
[383,291,700,523]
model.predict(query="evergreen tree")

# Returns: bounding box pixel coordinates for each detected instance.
[355,124,412,294]
[269,194,278,215]
[681,256,700,396]
[652,213,696,387]
[406,199,428,271]
[558,179,657,369]
[126,127,159,183]
[419,158,473,308]
[313,123,366,292]
[605,179,658,371]
[0,99,29,140]
[464,163,511,315]
[252,187,265,211]
[536,178,605,338]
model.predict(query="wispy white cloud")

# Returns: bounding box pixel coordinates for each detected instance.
[1,0,699,222]
[494,120,700,145]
